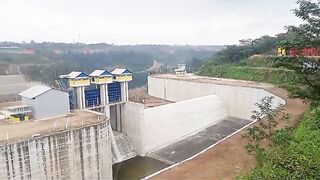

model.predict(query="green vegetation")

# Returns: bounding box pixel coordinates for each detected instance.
[199,54,302,87]
[205,35,288,65]
[199,65,299,86]
[275,56,320,106]
[0,52,46,64]
[242,96,291,168]
[239,107,320,180]
[197,30,299,87]
[0,43,222,87]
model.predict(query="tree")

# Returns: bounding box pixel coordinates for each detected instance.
[275,57,320,105]
[276,0,320,105]
[286,0,320,47]
[243,96,291,159]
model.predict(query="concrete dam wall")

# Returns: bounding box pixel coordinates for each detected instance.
[122,95,228,155]
[0,121,112,180]
[148,76,285,120]
[119,75,285,156]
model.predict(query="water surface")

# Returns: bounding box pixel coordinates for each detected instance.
[113,156,169,180]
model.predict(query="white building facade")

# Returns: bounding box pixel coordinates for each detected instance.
[19,85,70,120]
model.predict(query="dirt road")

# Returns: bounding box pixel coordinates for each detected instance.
[152,85,309,180]
[136,59,163,73]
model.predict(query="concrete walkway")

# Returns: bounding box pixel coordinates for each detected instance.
[151,83,309,180]
[148,117,251,165]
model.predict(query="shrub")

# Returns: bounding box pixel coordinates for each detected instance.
[239,107,320,180]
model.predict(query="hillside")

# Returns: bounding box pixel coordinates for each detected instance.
[0,43,224,88]
[198,55,300,86]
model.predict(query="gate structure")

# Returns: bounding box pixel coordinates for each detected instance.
[85,88,101,107]
[108,82,121,103]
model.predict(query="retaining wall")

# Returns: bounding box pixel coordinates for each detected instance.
[148,76,285,120]
[122,76,285,156]
[122,95,228,155]
[121,102,145,155]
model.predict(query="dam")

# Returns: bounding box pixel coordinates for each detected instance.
[0,120,111,179]
[119,74,284,159]
[0,69,286,179]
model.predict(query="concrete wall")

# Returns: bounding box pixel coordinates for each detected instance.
[148,76,285,120]
[0,121,112,180]
[22,89,70,120]
[121,102,145,155]
[121,76,285,155]
[122,95,228,155]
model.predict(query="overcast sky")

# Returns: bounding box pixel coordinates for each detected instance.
[0,0,303,45]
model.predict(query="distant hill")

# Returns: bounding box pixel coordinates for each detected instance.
[0,42,224,88]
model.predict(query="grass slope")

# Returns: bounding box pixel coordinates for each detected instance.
[198,56,300,86]
[239,107,320,180]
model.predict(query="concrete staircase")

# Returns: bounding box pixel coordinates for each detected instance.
[112,131,137,164]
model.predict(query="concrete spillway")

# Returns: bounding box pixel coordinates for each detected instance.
[0,121,112,180]
[113,131,137,163]
[109,123,137,164]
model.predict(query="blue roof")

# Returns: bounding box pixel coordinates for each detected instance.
[111,68,132,75]
[89,70,112,77]
[61,71,89,79]
[101,71,112,76]
[123,69,132,74]
[77,72,89,78]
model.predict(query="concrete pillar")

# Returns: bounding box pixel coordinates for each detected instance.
[104,84,110,118]
[100,84,106,106]
[105,84,109,104]
[116,104,121,131]
[125,82,129,102]
[76,87,83,110]
[121,82,128,102]
[120,82,125,102]
[81,86,86,109]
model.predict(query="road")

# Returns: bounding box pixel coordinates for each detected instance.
[136,59,163,73]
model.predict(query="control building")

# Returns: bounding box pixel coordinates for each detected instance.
[59,71,90,110]
[89,70,113,115]
[59,68,132,122]
[111,68,132,102]
[19,85,70,120]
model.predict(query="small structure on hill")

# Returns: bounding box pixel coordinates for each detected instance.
[278,47,320,57]
[175,64,187,75]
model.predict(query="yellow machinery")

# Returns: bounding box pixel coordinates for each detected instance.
[4,105,32,123]
[277,48,286,56]
[9,114,29,123]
